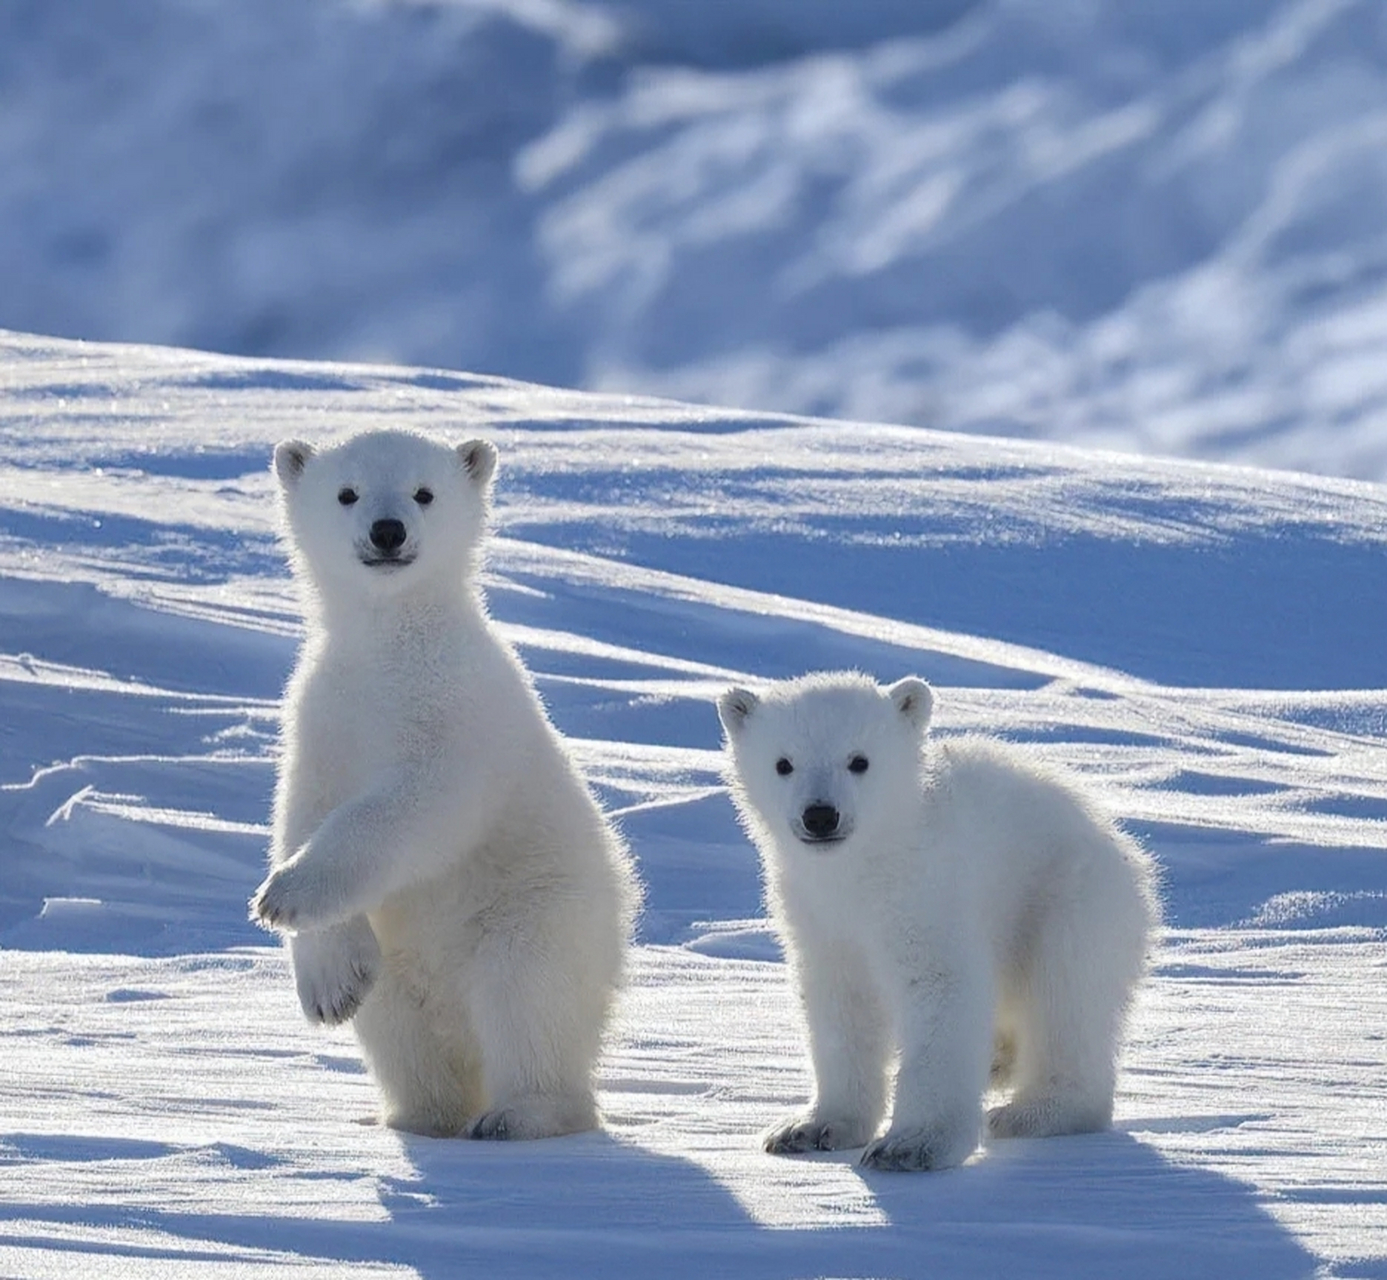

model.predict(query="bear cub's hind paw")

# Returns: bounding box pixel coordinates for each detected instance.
[467,1094,598,1142]
[987,1096,1110,1140]
[763,1112,874,1155]
[859,1122,977,1172]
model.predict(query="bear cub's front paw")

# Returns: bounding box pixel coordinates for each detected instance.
[763,1112,874,1155]
[251,857,341,932]
[291,917,381,1025]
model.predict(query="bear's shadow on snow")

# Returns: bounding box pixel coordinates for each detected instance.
[372,1130,763,1272]
[366,1126,1322,1279]
[0,1136,761,1278]
[0,1126,1323,1277]
[839,1128,1321,1279]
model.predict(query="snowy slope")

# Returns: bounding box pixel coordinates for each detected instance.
[0,330,1384,1278]
[5,1,1387,477]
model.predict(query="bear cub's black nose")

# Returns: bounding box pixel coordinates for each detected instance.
[802,803,840,839]
[370,518,407,554]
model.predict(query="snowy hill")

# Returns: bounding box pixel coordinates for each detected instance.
[5,1,1387,478]
[0,329,1384,1277]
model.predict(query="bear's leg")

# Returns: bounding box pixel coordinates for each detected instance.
[987,900,1135,1140]
[861,965,991,1172]
[352,966,483,1137]
[463,934,606,1141]
[764,936,889,1155]
[289,915,381,1026]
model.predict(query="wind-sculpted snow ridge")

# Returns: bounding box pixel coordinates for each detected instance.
[0,331,1383,1276]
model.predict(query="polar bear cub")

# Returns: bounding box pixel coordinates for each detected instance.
[719,671,1158,1172]
[251,428,638,1140]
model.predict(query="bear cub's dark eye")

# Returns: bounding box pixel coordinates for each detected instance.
[414,487,434,506]
[338,487,359,506]
[848,755,869,774]
[775,758,794,777]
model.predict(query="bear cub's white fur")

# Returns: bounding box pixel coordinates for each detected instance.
[719,671,1158,1172]
[252,428,638,1140]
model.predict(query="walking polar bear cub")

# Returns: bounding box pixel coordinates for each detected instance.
[252,428,637,1140]
[719,671,1158,1172]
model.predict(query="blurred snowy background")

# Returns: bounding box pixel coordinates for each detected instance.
[5,0,1387,478]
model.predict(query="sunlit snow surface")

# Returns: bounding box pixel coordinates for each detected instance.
[1,330,1385,1277]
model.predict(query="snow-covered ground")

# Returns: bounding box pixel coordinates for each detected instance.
[1,329,1384,1277]
[5,1,1387,478]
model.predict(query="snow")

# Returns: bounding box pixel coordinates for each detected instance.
[2,328,1385,1277]
[6,1,1387,479]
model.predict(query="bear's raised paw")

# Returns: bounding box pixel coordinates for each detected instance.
[291,917,381,1025]
[251,856,346,932]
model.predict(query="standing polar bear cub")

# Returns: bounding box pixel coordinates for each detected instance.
[252,428,637,1140]
[719,672,1158,1172]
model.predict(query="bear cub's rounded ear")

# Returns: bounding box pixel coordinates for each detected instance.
[458,439,498,487]
[274,440,314,487]
[887,677,933,731]
[717,687,760,737]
